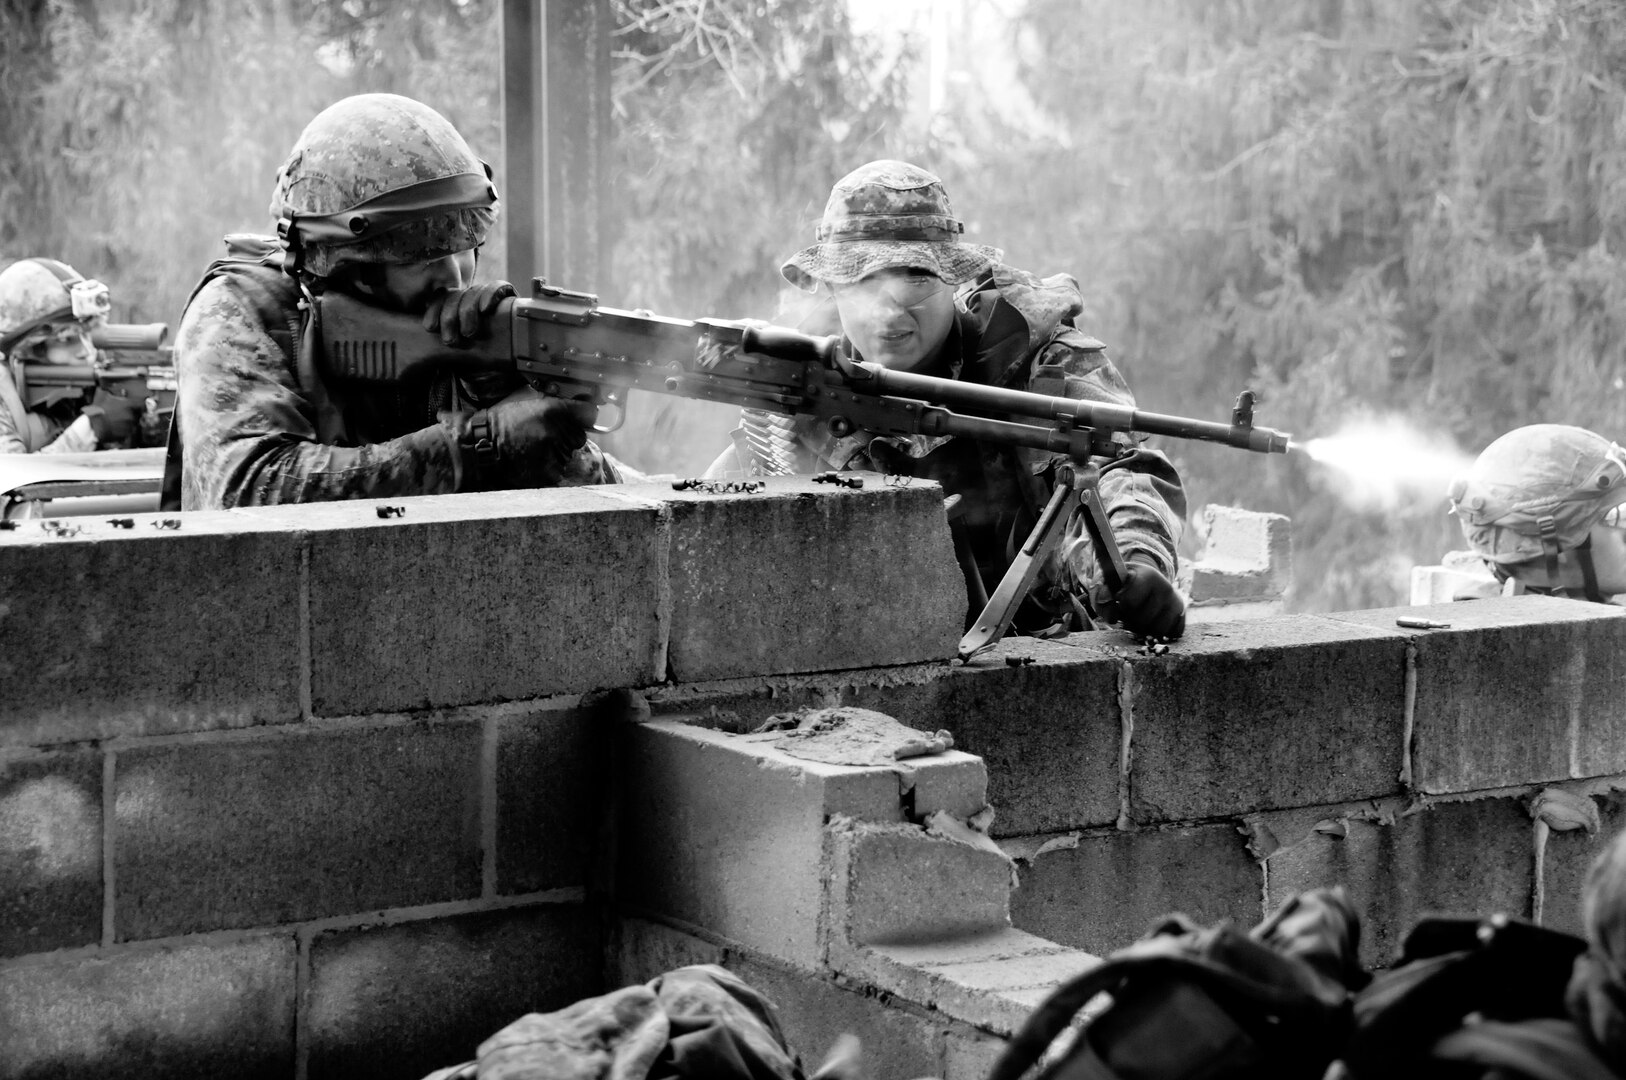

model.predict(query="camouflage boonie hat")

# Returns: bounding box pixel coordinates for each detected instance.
[270,93,498,277]
[1449,424,1626,564]
[781,160,1002,292]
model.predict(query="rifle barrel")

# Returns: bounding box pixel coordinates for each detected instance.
[92,323,170,351]
[861,364,1291,453]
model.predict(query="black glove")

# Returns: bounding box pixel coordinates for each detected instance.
[1090,558,1187,640]
[81,387,143,446]
[423,280,517,345]
[464,387,597,486]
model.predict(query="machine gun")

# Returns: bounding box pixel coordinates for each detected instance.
[319,279,1292,659]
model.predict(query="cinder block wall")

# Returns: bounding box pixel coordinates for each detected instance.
[0,478,963,1080]
[7,479,1625,1079]
[648,594,1626,968]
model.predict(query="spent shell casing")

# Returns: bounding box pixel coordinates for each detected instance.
[1396,616,1451,629]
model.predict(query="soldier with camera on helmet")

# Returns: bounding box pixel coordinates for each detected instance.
[167,93,619,511]
[0,258,146,455]
[705,160,1188,640]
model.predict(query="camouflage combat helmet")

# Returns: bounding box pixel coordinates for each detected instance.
[1449,424,1626,566]
[0,258,110,355]
[781,160,1003,291]
[269,93,498,277]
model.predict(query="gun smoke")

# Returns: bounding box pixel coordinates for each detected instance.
[1298,415,1473,512]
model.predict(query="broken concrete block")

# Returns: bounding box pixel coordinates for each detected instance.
[1180,504,1292,603]
[616,718,979,967]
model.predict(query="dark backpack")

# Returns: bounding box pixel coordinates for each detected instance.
[987,889,1364,1080]
[1340,914,1616,1080]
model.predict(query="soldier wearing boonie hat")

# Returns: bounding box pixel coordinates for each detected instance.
[167,93,618,510]
[1450,424,1626,602]
[708,159,1189,639]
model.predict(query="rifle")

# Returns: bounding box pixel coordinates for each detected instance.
[319,280,1293,659]
[17,323,175,448]
[20,322,176,394]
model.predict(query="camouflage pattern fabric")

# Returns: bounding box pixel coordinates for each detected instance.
[173,274,617,510]
[0,368,90,454]
[271,94,496,278]
[707,262,1185,623]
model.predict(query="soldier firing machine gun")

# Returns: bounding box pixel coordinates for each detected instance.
[318,279,1292,661]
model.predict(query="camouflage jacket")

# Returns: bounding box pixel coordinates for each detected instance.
[706,263,1186,627]
[172,266,616,510]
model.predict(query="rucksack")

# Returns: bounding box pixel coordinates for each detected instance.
[987,889,1364,1080]
[1339,913,1616,1080]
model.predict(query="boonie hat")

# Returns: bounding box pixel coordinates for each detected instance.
[781,160,1002,292]
[1449,424,1626,564]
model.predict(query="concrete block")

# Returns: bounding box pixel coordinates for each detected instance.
[1328,597,1626,792]
[306,903,599,1080]
[725,952,948,1080]
[830,820,1012,947]
[115,721,482,939]
[1008,824,1261,956]
[1102,616,1407,822]
[0,934,295,1080]
[611,917,729,986]
[1181,504,1292,601]
[651,475,963,682]
[616,720,910,967]
[495,704,605,895]
[1265,796,1535,968]
[0,748,102,957]
[944,1029,1013,1080]
[1541,792,1626,938]
[237,489,665,716]
[854,637,1123,836]
[857,928,1098,1036]
[1410,564,1500,604]
[0,511,301,746]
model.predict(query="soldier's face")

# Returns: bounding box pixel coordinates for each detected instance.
[34,324,93,366]
[376,250,478,313]
[831,268,954,374]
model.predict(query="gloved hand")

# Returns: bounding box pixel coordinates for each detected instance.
[423,280,517,345]
[1089,558,1187,640]
[465,386,598,485]
[81,387,143,446]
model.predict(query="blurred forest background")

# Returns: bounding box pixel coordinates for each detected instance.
[4,0,1625,611]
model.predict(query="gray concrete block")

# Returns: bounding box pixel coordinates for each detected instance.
[726,953,948,1080]
[0,934,295,1080]
[1104,615,1407,822]
[1008,824,1261,956]
[855,637,1123,836]
[0,512,301,746]
[832,821,1013,946]
[495,704,605,895]
[114,722,482,939]
[616,720,905,968]
[651,476,963,682]
[1541,793,1626,938]
[306,903,599,1080]
[1328,597,1626,792]
[0,748,102,957]
[239,490,665,716]
[1265,796,1535,968]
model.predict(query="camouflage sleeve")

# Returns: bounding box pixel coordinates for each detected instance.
[0,370,88,454]
[0,373,34,454]
[175,278,464,510]
[1030,331,1187,585]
